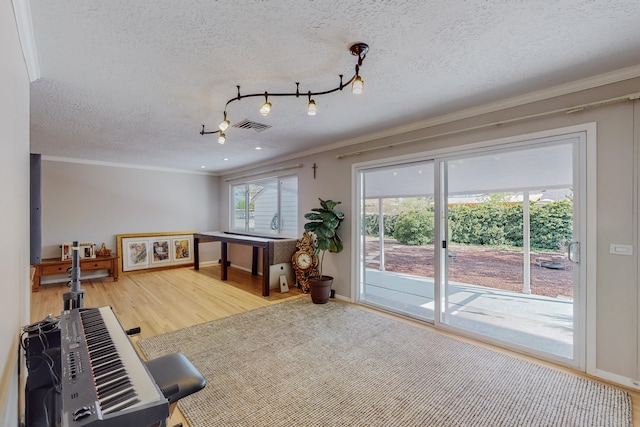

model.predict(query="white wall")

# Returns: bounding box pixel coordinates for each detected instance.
[40,160,221,276]
[0,1,31,425]
[219,77,640,389]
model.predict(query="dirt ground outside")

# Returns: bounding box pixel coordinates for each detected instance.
[365,239,573,298]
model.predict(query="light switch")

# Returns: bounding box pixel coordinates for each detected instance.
[609,244,633,256]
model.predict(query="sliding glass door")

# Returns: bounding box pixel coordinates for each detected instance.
[439,139,583,362]
[356,132,586,367]
[357,161,435,321]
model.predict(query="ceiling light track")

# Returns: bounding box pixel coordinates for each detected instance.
[200,43,369,143]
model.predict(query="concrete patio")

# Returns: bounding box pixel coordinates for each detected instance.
[361,269,573,359]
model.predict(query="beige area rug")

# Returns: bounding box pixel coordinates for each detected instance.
[138,298,631,427]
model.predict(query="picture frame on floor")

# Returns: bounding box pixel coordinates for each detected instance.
[116,231,195,274]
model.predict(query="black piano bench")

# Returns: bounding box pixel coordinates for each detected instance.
[146,352,206,426]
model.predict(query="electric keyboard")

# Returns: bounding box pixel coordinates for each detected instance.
[59,306,169,426]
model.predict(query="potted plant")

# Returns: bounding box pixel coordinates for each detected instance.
[304,198,344,303]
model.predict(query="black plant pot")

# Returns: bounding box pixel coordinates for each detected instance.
[308,276,333,304]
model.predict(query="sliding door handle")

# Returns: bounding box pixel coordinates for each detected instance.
[568,241,580,264]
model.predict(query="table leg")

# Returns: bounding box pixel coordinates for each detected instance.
[193,237,200,270]
[112,257,119,281]
[33,269,41,292]
[221,242,228,280]
[262,244,269,297]
[252,247,259,275]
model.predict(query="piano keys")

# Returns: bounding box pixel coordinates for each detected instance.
[59,306,169,426]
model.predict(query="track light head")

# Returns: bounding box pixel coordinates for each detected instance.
[219,112,230,131]
[218,132,226,144]
[260,101,272,116]
[352,76,364,95]
[307,99,317,116]
[260,93,272,116]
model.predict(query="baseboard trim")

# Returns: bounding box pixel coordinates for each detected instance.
[590,368,640,391]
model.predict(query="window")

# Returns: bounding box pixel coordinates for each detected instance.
[231,175,298,236]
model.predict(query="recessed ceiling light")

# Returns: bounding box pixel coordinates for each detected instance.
[200,165,205,169]
[255,147,262,150]
[224,158,229,161]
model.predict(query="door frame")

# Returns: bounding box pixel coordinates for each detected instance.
[352,123,596,371]
[434,132,588,369]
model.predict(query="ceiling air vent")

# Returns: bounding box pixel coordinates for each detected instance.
[232,119,272,133]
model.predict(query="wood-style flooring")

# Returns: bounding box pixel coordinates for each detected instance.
[30,265,640,427]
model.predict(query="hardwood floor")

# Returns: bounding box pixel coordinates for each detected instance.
[30,265,304,427]
[30,265,640,426]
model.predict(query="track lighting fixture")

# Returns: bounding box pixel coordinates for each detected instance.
[200,42,369,143]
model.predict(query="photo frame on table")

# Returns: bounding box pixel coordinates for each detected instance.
[61,242,95,260]
[61,243,72,261]
[79,242,95,259]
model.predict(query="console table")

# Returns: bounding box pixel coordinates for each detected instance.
[32,255,119,292]
[193,231,296,297]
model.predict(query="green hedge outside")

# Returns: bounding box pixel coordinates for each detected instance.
[365,199,572,251]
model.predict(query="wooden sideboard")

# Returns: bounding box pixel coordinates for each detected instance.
[32,255,119,292]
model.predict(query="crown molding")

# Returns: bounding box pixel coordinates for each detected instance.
[12,0,40,82]
[220,64,640,177]
[330,64,640,150]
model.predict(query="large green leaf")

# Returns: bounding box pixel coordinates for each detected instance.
[303,198,345,272]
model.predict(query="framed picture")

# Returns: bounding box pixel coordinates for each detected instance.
[116,231,195,274]
[79,242,95,259]
[61,243,72,261]
[151,238,171,265]
[61,242,95,260]
[172,236,192,263]
[123,239,149,271]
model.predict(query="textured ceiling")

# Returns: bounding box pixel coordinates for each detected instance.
[27,0,640,173]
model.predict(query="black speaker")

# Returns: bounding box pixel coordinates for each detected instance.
[30,154,41,264]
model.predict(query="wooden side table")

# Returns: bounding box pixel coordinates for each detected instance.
[32,255,119,292]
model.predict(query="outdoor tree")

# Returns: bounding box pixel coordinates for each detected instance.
[393,198,435,245]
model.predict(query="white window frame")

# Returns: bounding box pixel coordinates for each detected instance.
[230,175,298,237]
